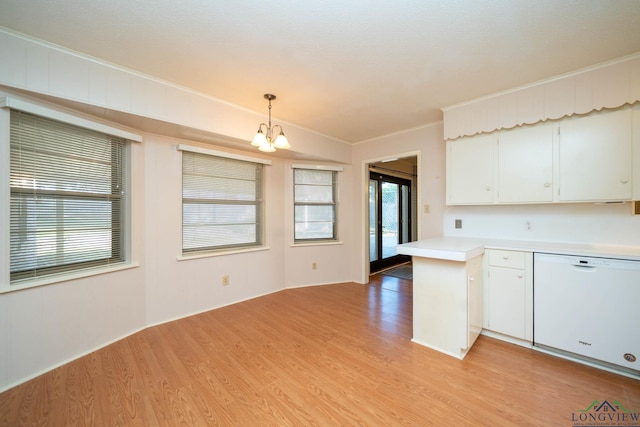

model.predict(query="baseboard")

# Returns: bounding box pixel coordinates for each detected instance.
[480,329,533,349]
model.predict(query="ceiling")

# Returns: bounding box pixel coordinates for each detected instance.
[1,1,640,143]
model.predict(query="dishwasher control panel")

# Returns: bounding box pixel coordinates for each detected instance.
[536,252,640,271]
[574,258,609,266]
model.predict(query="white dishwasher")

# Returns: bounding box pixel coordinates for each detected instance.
[534,253,640,376]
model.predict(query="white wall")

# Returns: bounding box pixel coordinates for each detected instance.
[282,160,355,288]
[0,113,147,389]
[351,123,447,283]
[443,203,640,247]
[0,268,147,389]
[142,134,293,326]
[0,28,351,163]
[0,29,354,392]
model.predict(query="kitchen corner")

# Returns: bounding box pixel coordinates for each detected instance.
[397,236,640,379]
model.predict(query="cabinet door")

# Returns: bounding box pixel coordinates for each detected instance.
[487,266,526,339]
[498,123,553,203]
[447,134,495,204]
[633,105,640,200]
[559,108,632,201]
[466,261,483,350]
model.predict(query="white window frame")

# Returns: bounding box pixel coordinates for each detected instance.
[0,96,140,293]
[178,144,271,258]
[292,164,342,244]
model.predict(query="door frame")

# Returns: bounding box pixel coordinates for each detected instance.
[360,151,421,282]
[369,171,412,273]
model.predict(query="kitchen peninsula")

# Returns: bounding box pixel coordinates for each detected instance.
[397,237,486,360]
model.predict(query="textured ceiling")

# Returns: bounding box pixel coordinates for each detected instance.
[1,0,640,143]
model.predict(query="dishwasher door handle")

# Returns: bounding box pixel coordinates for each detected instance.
[571,264,596,271]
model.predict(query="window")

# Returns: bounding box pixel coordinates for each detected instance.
[182,150,264,254]
[9,110,127,284]
[294,168,337,242]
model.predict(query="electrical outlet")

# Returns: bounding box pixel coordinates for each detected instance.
[312,262,317,270]
[424,204,430,214]
[455,219,462,229]
[222,275,230,286]
[525,220,533,231]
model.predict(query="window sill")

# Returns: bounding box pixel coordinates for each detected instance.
[177,246,271,261]
[291,241,344,248]
[1,262,141,294]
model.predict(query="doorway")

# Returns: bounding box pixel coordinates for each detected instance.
[369,170,412,273]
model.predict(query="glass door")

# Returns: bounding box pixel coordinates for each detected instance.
[369,171,411,273]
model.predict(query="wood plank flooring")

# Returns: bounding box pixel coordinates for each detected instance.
[1,274,638,426]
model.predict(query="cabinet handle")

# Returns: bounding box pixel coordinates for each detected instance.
[544,182,551,188]
[486,186,491,191]
[621,178,629,184]
[517,274,523,278]
[503,256,509,260]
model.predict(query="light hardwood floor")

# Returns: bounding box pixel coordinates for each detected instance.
[1,274,638,426]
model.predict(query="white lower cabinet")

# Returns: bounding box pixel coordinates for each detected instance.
[484,249,533,342]
[412,255,483,359]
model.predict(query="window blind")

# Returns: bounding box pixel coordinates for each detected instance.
[182,151,263,253]
[9,110,126,283]
[294,168,336,241]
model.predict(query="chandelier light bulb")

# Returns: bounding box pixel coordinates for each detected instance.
[273,132,290,149]
[251,129,268,147]
[258,143,276,153]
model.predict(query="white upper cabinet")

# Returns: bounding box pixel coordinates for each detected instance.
[559,108,632,202]
[447,134,496,205]
[446,105,637,205]
[497,123,554,203]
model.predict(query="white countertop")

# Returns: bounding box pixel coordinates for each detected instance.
[396,237,486,261]
[397,237,640,262]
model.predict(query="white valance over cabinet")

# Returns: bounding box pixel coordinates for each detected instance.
[442,53,640,140]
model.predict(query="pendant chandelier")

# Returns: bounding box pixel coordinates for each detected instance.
[251,93,290,152]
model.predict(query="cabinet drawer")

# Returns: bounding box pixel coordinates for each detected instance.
[488,250,526,269]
